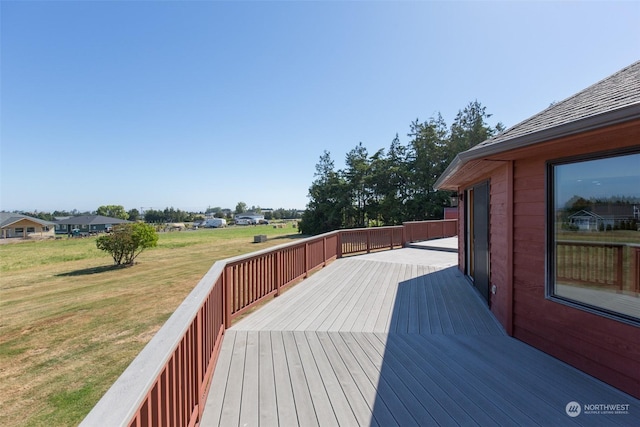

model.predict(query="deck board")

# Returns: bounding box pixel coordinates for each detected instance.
[201,247,640,427]
[258,332,278,427]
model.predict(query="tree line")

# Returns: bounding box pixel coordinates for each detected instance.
[14,204,301,223]
[299,101,503,235]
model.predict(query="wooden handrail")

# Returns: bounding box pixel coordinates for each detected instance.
[81,220,456,427]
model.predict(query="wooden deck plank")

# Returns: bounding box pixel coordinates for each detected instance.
[218,331,247,426]
[362,332,467,426]
[202,249,640,427]
[445,336,620,426]
[281,331,319,427]
[422,266,443,334]
[292,332,339,426]
[324,262,379,332]
[328,332,399,427]
[360,260,398,332]
[387,333,520,426]
[351,331,438,425]
[368,332,481,426]
[303,332,360,426]
[340,332,419,426]
[388,263,410,333]
[200,330,237,426]
[340,261,385,332]
[251,261,354,331]
[298,261,370,332]
[235,259,352,331]
[257,331,278,427]
[270,331,298,425]
[282,260,367,331]
[437,269,473,334]
[239,331,259,427]
[311,331,375,426]
[406,266,420,334]
[372,262,403,332]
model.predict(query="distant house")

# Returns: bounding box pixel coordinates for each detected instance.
[54,215,130,235]
[568,204,638,231]
[0,212,55,239]
[435,61,640,398]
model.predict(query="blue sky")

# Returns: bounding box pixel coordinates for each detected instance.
[1,1,638,213]
[555,153,640,207]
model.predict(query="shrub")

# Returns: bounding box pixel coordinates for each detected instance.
[96,223,158,265]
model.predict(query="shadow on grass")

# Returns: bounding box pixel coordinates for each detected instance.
[268,233,307,242]
[56,264,130,277]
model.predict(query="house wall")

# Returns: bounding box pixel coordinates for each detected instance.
[457,120,640,398]
[488,164,513,332]
[1,219,54,239]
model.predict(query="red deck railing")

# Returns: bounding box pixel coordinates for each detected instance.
[556,241,625,290]
[80,220,456,427]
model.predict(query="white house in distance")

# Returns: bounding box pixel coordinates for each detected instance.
[234,213,265,225]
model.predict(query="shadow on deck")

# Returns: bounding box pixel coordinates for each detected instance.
[201,247,639,426]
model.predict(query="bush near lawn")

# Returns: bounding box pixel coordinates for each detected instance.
[0,225,300,427]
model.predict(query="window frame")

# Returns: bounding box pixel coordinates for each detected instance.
[546,146,640,326]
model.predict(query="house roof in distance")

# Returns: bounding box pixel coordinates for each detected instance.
[435,61,640,190]
[0,212,55,228]
[53,215,131,225]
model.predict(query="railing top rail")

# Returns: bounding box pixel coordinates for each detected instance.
[223,230,340,265]
[339,225,404,231]
[80,261,226,426]
[402,219,457,224]
[557,240,630,248]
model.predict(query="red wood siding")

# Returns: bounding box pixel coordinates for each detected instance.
[511,123,640,399]
[489,165,510,329]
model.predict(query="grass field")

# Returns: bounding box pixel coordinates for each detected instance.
[0,225,301,427]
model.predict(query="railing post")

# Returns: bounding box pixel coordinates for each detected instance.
[304,242,309,277]
[337,232,343,258]
[196,309,203,422]
[402,223,407,247]
[275,251,281,296]
[366,230,371,253]
[635,247,640,293]
[323,236,327,265]
[223,266,231,329]
[616,245,624,290]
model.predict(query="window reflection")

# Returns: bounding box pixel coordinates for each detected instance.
[550,151,640,322]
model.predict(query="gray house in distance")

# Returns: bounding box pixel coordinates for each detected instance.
[54,215,130,235]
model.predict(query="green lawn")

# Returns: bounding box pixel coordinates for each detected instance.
[0,224,301,427]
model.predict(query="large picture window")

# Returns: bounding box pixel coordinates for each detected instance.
[548,149,640,324]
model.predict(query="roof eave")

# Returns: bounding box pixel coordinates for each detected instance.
[434,103,640,191]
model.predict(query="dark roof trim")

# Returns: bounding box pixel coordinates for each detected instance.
[434,103,640,190]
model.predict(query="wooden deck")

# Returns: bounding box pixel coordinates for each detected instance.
[201,247,639,426]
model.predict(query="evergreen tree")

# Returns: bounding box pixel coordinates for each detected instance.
[300,151,349,235]
[302,101,500,234]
